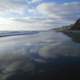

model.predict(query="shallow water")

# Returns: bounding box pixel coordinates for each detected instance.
[0,30,80,80]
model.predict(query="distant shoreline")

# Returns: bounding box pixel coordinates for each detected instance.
[0,31,39,37]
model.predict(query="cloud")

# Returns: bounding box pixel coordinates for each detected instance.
[0,0,80,30]
[0,0,29,17]
[1,0,80,20]
[32,0,42,3]
[0,18,54,30]
[36,2,80,21]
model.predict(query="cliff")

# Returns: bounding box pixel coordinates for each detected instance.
[70,19,80,30]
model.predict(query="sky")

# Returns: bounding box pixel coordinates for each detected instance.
[0,0,80,30]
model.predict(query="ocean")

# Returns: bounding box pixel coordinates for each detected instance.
[0,30,80,80]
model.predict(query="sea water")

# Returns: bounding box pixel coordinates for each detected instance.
[0,30,80,80]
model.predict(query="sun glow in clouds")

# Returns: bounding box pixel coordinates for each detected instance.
[0,18,52,31]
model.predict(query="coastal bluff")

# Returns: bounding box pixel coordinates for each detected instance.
[54,18,80,43]
[70,18,80,30]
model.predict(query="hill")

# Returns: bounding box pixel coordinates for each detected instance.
[54,18,80,43]
[54,18,80,31]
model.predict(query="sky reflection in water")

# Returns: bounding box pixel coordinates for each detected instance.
[0,30,80,80]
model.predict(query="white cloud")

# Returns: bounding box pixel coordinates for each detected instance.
[0,0,80,30]
[32,0,42,3]
[0,0,28,17]
[37,2,80,20]
[0,18,54,30]
[37,3,56,14]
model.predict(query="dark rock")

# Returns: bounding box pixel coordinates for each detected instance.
[70,18,80,30]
